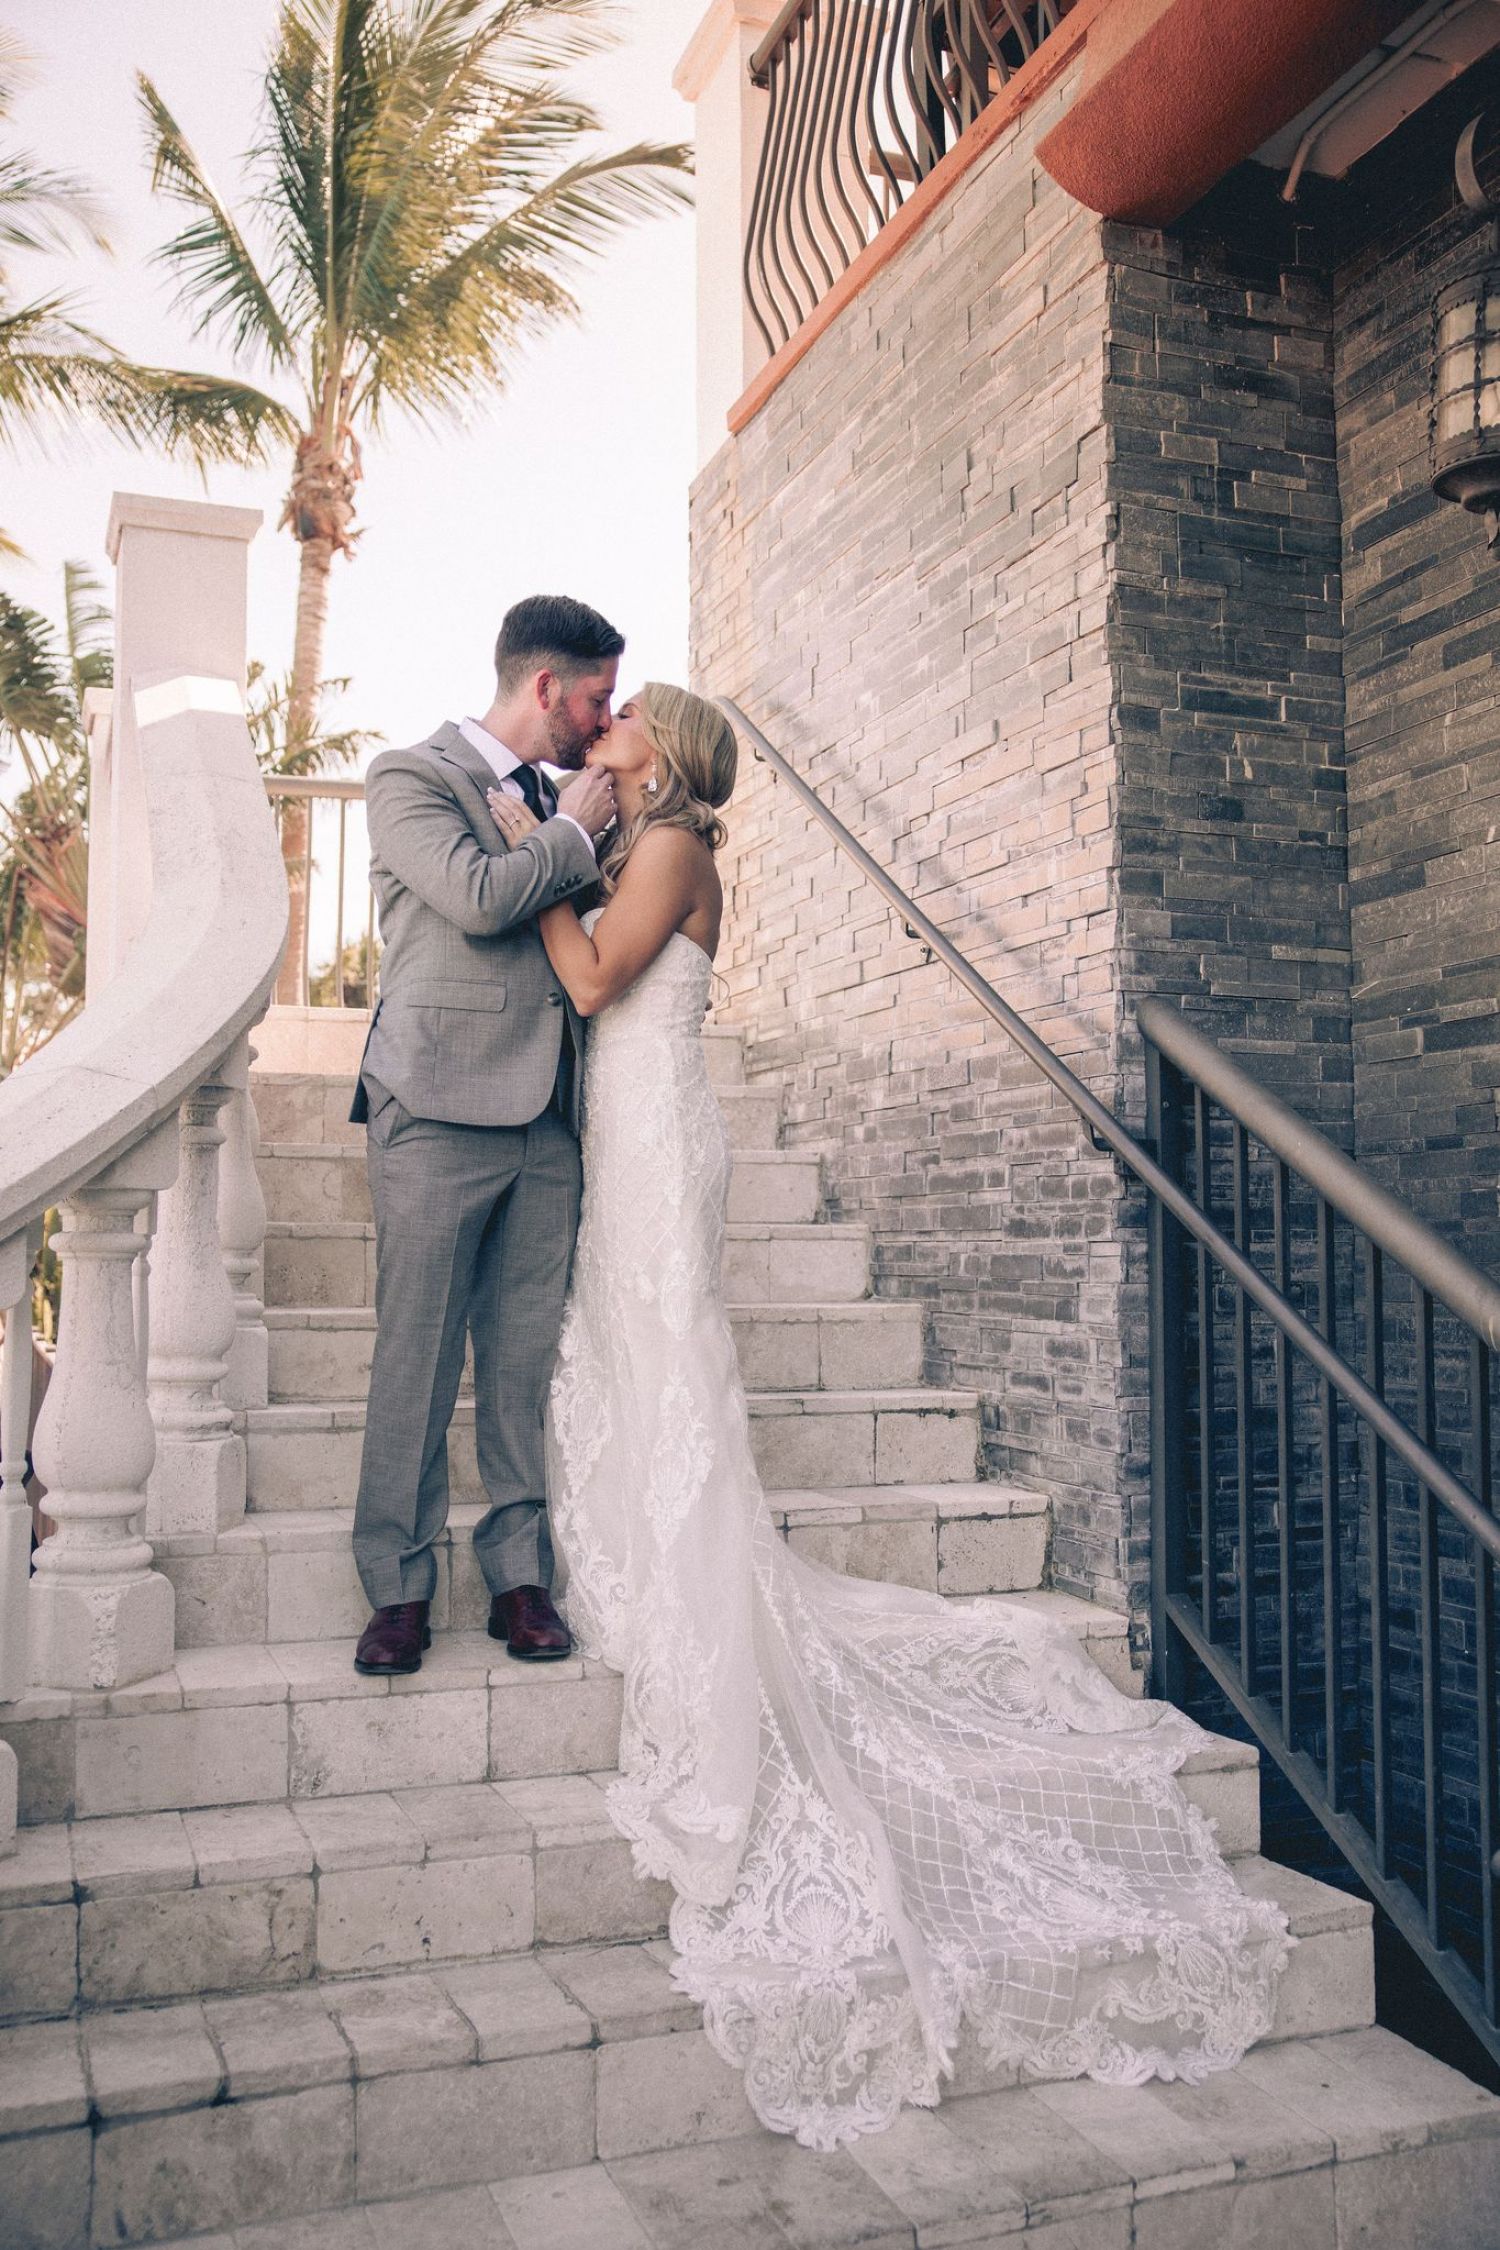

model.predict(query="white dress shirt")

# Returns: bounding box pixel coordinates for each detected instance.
[457,715,596,857]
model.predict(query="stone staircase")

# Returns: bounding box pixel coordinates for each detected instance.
[1,1021,1497,2250]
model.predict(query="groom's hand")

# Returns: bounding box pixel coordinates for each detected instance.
[559,767,617,840]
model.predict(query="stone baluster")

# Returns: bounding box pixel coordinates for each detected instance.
[0,1229,37,1710]
[133,1199,156,1380]
[146,1059,244,1537]
[218,1030,269,1413]
[29,1123,178,1692]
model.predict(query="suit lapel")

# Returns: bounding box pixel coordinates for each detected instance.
[435,722,557,818]
[434,722,500,795]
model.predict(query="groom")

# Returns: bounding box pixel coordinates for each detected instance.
[349,594,622,1676]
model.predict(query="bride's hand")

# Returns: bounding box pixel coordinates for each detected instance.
[487,788,542,843]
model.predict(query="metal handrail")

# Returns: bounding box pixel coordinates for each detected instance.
[1139,997,1500,1352]
[718,694,1500,2063]
[752,0,815,83]
[261,775,366,802]
[717,696,1500,1565]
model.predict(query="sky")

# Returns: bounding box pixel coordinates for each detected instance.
[3,0,706,752]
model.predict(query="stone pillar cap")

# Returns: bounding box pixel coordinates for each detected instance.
[107,491,263,561]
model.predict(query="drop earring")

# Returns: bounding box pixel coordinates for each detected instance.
[645,764,659,796]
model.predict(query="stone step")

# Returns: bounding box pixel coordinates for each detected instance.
[0,1734,1263,2022]
[701,1024,744,1086]
[0,1909,1418,2250]
[250,1070,782,1152]
[0,1588,1161,1834]
[978,1586,1144,1698]
[0,1633,623,1831]
[148,1486,1047,1651]
[0,1775,669,2020]
[263,1217,875,1311]
[52,2023,1500,2250]
[242,1387,980,1509]
[263,1299,927,1403]
[257,1143,823,1230]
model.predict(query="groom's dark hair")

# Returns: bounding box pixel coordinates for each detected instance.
[495,594,625,691]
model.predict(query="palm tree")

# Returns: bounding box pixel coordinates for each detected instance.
[140,0,691,992]
[0,564,111,1072]
[246,659,380,779]
[0,35,291,556]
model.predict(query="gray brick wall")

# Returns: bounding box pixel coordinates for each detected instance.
[691,70,1142,1612]
[1102,184,1355,1616]
[690,53,1500,1641]
[1333,98,1500,1284]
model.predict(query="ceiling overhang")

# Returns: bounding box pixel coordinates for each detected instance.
[1035,0,1500,224]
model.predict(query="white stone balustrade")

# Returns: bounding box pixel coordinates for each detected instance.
[220,1031,271,1413]
[30,1126,180,1690]
[146,1061,245,1535]
[0,491,288,1697]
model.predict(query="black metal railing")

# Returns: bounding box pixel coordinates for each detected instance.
[745,0,1065,354]
[1143,1004,1500,2046]
[717,694,1500,2069]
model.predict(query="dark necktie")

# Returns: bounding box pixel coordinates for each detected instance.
[514,763,552,819]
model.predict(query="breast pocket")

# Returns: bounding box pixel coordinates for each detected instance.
[404,980,507,1013]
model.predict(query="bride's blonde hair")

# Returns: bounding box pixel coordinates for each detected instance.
[599,683,738,896]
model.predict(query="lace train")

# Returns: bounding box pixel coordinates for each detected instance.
[546,921,1289,2151]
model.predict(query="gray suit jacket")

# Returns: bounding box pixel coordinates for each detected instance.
[354,721,598,1130]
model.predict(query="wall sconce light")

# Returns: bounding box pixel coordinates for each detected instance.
[1431,114,1500,549]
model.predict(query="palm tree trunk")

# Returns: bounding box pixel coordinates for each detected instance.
[274,530,334,1004]
[274,384,359,1007]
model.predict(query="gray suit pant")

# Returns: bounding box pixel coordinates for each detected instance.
[352,1084,581,1609]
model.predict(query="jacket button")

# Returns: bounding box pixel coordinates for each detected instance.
[545,992,562,1006]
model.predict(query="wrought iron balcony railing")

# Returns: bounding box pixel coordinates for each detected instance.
[746,0,1066,353]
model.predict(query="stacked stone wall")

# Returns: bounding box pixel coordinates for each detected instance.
[1328,61,1500,1934]
[1331,62,1500,1286]
[692,50,1500,1643]
[1101,184,1354,1611]
[690,70,1142,1607]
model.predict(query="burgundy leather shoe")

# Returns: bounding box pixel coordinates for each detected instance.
[489,1586,573,1661]
[354,1600,431,1676]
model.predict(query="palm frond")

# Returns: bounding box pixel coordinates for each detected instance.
[269,0,669,394]
[0,33,111,272]
[0,291,297,463]
[259,5,337,346]
[139,72,298,369]
[0,592,73,753]
[0,154,110,269]
[131,366,300,465]
[62,561,111,707]
[353,136,690,424]
[246,656,381,776]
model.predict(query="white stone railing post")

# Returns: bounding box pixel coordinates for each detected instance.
[219,1030,269,1413]
[675,0,777,471]
[0,1228,38,1706]
[146,1060,244,1536]
[29,1121,178,1692]
[0,1227,34,1846]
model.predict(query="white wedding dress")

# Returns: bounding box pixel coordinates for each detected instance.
[546,914,1290,2151]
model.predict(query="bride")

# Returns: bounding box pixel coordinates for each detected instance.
[485,685,1289,2152]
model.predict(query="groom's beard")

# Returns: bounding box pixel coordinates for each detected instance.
[545,710,598,768]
